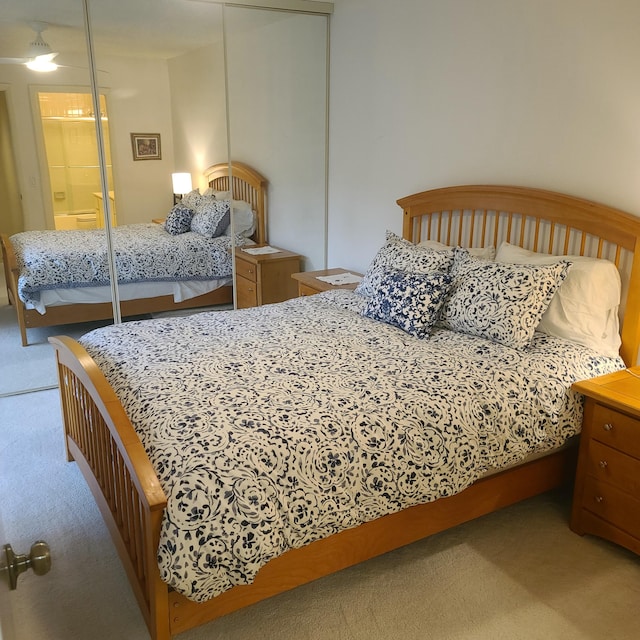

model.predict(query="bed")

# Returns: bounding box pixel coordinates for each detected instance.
[48,185,640,640]
[1,161,267,346]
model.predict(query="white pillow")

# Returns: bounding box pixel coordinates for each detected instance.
[418,240,495,260]
[495,242,621,358]
[223,200,256,238]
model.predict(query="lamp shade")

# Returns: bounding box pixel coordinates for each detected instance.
[172,172,192,195]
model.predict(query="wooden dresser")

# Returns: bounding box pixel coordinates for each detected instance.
[234,246,301,309]
[571,367,640,556]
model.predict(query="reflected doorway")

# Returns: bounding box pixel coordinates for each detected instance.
[0,90,24,237]
[36,91,116,230]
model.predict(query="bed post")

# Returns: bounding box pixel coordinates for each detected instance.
[619,238,640,367]
[1,233,28,346]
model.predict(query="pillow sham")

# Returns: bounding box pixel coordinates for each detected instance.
[164,204,193,235]
[356,231,455,297]
[440,249,569,350]
[203,188,231,200]
[181,189,202,210]
[362,269,453,338]
[495,242,622,357]
[191,197,231,239]
[418,239,495,260]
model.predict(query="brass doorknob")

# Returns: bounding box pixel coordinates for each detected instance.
[1,541,52,590]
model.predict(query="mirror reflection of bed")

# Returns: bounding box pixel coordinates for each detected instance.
[1,161,268,346]
[0,0,329,390]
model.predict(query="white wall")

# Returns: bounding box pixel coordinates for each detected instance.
[327,0,640,272]
[168,42,227,192]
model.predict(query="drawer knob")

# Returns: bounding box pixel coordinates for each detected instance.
[595,495,604,504]
[599,460,608,469]
[603,423,614,432]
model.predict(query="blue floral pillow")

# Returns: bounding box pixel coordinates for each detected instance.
[191,197,231,239]
[362,269,453,338]
[164,205,193,235]
[356,231,454,297]
[440,249,570,350]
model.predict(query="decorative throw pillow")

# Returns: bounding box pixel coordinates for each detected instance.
[440,249,570,350]
[163,205,193,235]
[181,189,202,210]
[356,231,455,297]
[191,197,231,239]
[363,269,453,338]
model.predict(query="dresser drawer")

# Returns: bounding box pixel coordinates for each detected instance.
[586,440,640,495]
[236,275,257,309]
[582,475,640,538]
[589,403,640,458]
[235,257,257,283]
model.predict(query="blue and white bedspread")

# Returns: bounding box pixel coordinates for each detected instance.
[78,290,624,602]
[11,224,237,308]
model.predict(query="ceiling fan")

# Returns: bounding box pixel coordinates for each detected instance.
[0,22,60,72]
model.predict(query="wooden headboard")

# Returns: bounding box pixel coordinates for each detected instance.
[204,161,267,245]
[397,185,640,367]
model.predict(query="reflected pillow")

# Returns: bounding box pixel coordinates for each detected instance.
[495,242,621,357]
[223,200,256,238]
[362,269,453,338]
[191,197,231,239]
[356,231,454,297]
[164,205,193,235]
[440,249,569,350]
[181,189,202,210]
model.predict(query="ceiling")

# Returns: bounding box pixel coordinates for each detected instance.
[0,0,333,64]
[0,0,228,62]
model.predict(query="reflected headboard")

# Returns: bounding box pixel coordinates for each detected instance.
[204,161,268,245]
[397,185,640,366]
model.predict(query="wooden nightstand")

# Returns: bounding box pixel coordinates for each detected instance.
[291,268,363,297]
[570,367,640,556]
[235,246,301,309]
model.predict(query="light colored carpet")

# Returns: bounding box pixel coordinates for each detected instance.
[1,389,638,640]
[0,302,119,396]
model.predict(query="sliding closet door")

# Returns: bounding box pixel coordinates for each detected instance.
[225,5,329,271]
[87,0,228,317]
[0,0,96,394]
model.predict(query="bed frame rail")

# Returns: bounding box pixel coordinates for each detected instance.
[50,335,171,640]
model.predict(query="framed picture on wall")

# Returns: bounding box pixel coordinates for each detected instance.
[130,133,162,161]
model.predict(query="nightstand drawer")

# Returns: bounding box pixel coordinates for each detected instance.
[236,275,258,308]
[587,440,640,495]
[583,475,640,538]
[236,257,257,283]
[590,404,640,458]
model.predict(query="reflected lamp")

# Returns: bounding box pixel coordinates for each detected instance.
[172,172,192,204]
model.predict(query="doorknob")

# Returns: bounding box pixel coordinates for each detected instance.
[1,541,51,590]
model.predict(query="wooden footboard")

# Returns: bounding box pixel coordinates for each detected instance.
[49,334,576,640]
[50,336,171,640]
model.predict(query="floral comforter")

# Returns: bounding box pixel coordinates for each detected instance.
[11,224,237,308]
[78,290,624,602]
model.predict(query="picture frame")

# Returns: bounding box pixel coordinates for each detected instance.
[130,133,162,161]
